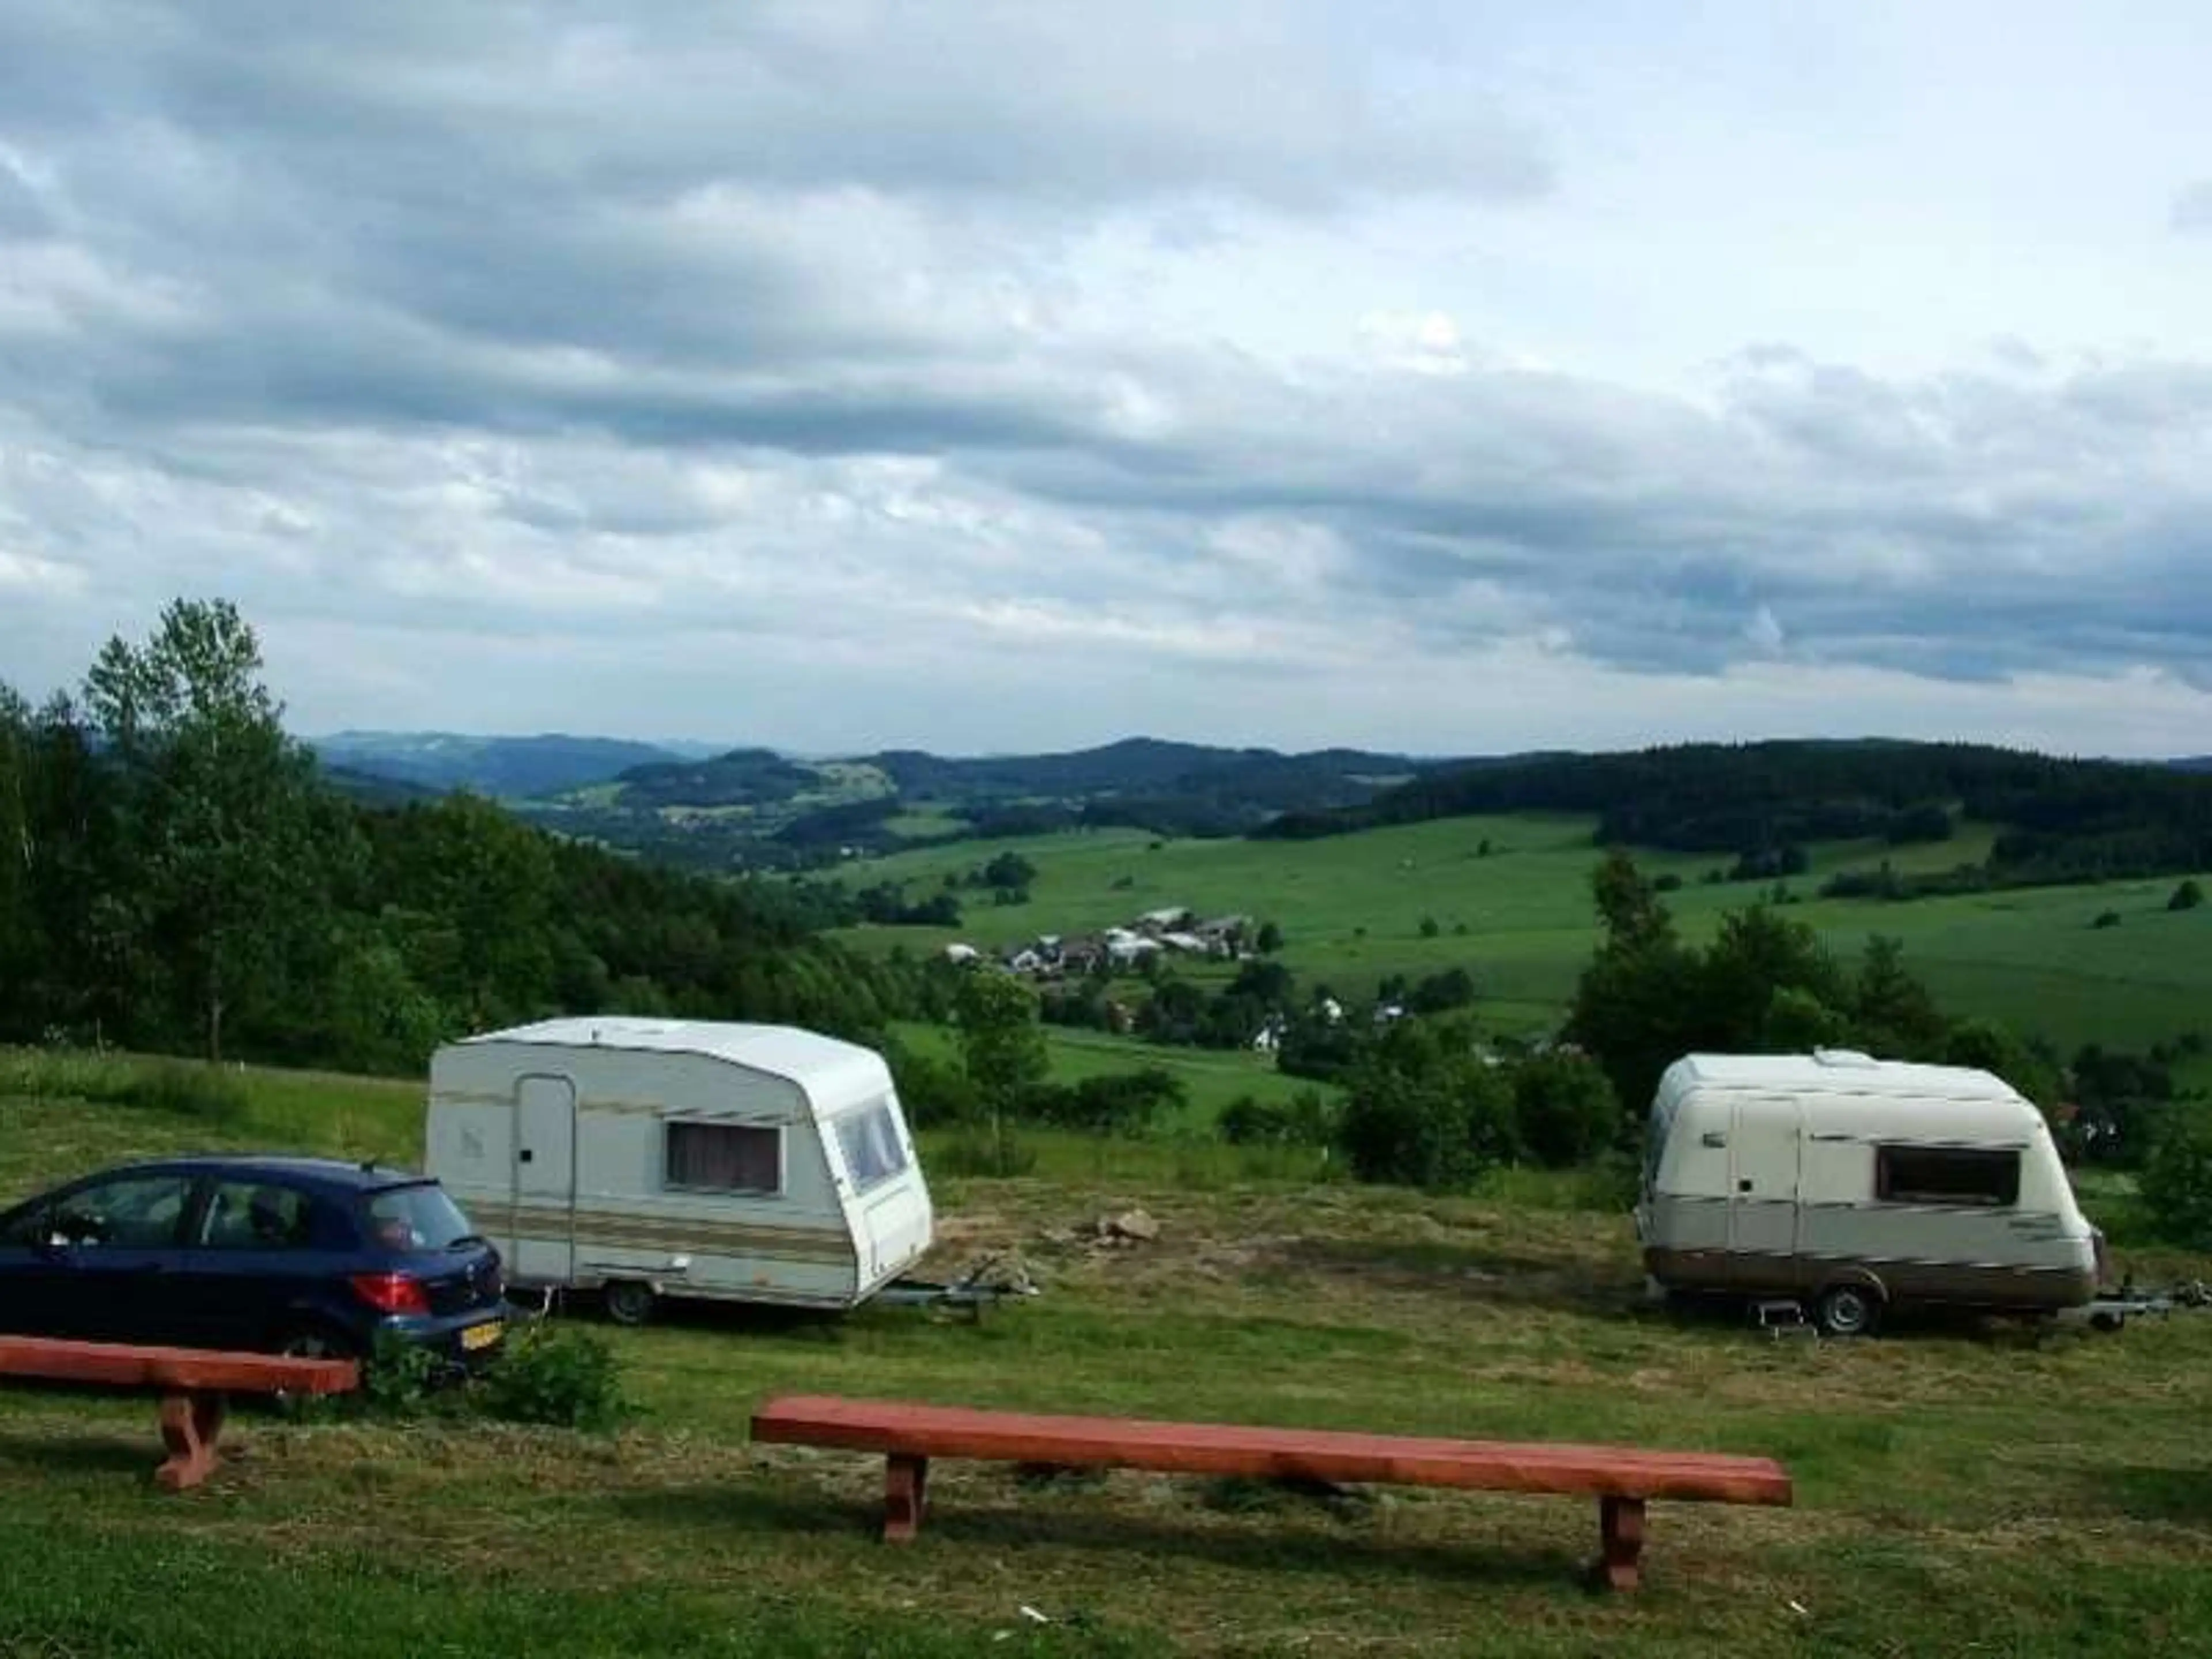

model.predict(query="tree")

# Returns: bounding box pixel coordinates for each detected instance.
[2138,1111,2212,1248]
[2170,879,2205,912]
[1335,1016,1515,1188]
[1592,849,1673,953]
[1255,920,1284,955]
[954,968,1048,1173]
[1851,935,1947,1057]
[81,600,325,1060]
[1511,1051,1620,1168]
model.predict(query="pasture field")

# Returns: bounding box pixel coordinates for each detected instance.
[2,1056,2209,1657]
[829,817,2212,1052]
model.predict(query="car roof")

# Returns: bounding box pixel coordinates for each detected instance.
[65,1155,430,1196]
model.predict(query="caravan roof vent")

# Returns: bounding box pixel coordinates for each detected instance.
[1812,1047,1879,1069]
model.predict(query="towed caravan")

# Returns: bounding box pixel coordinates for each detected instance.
[1635,1051,2100,1335]
[425,1018,931,1324]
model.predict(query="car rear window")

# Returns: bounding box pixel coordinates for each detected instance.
[363,1183,477,1252]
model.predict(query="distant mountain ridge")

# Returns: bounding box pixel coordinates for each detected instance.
[312,731,716,799]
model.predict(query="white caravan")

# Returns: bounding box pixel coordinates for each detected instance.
[1635,1050,2100,1335]
[425,1018,933,1324]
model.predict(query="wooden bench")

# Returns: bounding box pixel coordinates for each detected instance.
[751,1393,1791,1590]
[0,1336,360,1490]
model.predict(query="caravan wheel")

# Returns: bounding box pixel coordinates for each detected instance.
[602,1281,657,1327]
[1815,1283,1881,1338]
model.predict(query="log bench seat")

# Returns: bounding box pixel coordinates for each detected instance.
[0,1336,359,1490]
[751,1393,1791,1591]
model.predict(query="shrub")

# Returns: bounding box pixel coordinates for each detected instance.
[2169,879,2205,913]
[2138,1112,2212,1250]
[1510,1052,1620,1168]
[1418,916,1441,939]
[362,1328,445,1416]
[477,1323,631,1432]
[933,1132,1039,1178]
[2092,910,2122,930]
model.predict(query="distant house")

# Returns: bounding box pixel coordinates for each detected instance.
[1251,1015,1286,1054]
[1160,930,1209,953]
[942,943,980,965]
[1373,1003,1407,1025]
[1138,906,1193,933]
[1317,997,1344,1025]
[1005,947,1047,975]
[1107,935,1162,967]
[1058,937,1106,974]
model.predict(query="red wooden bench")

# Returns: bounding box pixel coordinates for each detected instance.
[751,1393,1791,1590]
[0,1336,359,1490]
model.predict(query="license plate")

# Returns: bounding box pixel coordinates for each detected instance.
[460,1319,503,1353]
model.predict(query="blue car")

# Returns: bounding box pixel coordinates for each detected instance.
[0,1156,506,1365]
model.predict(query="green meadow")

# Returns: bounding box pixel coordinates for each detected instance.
[830,816,2211,1052]
[2,1053,2208,1657]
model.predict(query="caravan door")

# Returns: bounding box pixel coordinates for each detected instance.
[512,1074,577,1285]
[1727,1097,1802,1286]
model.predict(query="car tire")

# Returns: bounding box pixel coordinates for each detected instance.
[602,1281,656,1327]
[1814,1282,1882,1339]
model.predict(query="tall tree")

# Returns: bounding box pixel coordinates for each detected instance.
[954,968,1048,1174]
[81,599,324,1060]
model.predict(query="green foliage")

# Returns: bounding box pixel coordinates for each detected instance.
[0,599,941,1074]
[954,968,1047,1174]
[1335,1017,1516,1189]
[362,1327,445,1416]
[2171,878,2205,912]
[2093,909,2122,929]
[1509,1051,1620,1168]
[1020,1067,1187,1137]
[1217,1087,1338,1147]
[477,1322,632,1431]
[2137,1109,2212,1248]
[1254,919,1283,953]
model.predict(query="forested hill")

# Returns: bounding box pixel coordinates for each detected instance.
[1257,740,2212,887]
[0,603,924,1075]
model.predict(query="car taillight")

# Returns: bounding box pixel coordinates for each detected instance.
[349,1272,431,1316]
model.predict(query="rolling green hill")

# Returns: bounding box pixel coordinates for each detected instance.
[830,815,2211,1052]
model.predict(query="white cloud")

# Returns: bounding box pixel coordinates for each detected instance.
[1,3,2211,756]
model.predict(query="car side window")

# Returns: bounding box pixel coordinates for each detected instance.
[50,1176,193,1249]
[197,1181,323,1251]
[0,1205,52,1247]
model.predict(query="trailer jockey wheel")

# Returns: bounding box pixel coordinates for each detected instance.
[1814,1283,1881,1338]
[603,1281,656,1327]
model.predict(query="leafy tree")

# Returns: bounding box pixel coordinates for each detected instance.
[1406,967,1476,1016]
[1254,920,1283,954]
[2170,878,2205,912]
[2138,1111,2212,1248]
[954,968,1047,1173]
[1511,1050,1620,1168]
[81,600,325,1060]
[1851,935,1948,1056]
[1335,1016,1515,1188]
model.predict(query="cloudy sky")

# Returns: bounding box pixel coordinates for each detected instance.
[3,2,2211,757]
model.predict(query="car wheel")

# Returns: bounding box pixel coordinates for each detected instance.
[602,1281,656,1327]
[1815,1283,1881,1338]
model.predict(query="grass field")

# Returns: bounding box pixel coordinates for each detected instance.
[3,1056,2210,1656]
[828,817,2212,1053]
[890,1021,1334,1137]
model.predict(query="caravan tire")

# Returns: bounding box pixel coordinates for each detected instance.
[1815,1283,1881,1338]
[603,1281,656,1327]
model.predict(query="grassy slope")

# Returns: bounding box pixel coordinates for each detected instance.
[831,817,2212,1051]
[3,1060,2210,1656]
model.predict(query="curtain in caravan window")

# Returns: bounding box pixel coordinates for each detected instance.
[836,1103,908,1194]
[665,1122,782,1194]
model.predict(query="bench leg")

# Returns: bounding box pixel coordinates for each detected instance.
[884,1454,930,1543]
[155,1389,228,1491]
[1596,1495,1646,1592]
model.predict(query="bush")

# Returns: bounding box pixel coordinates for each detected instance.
[1510,1052,1620,1168]
[2092,910,2122,930]
[933,1132,1039,1178]
[2137,1112,2212,1249]
[2169,879,2205,913]
[362,1328,446,1416]
[1218,1088,1338,1147]
[477,1323,631,1431]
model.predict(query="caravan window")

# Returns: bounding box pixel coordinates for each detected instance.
[836,1101,910,1194]
[1875,1146,2019,1208]
[666,1122,782,1195]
